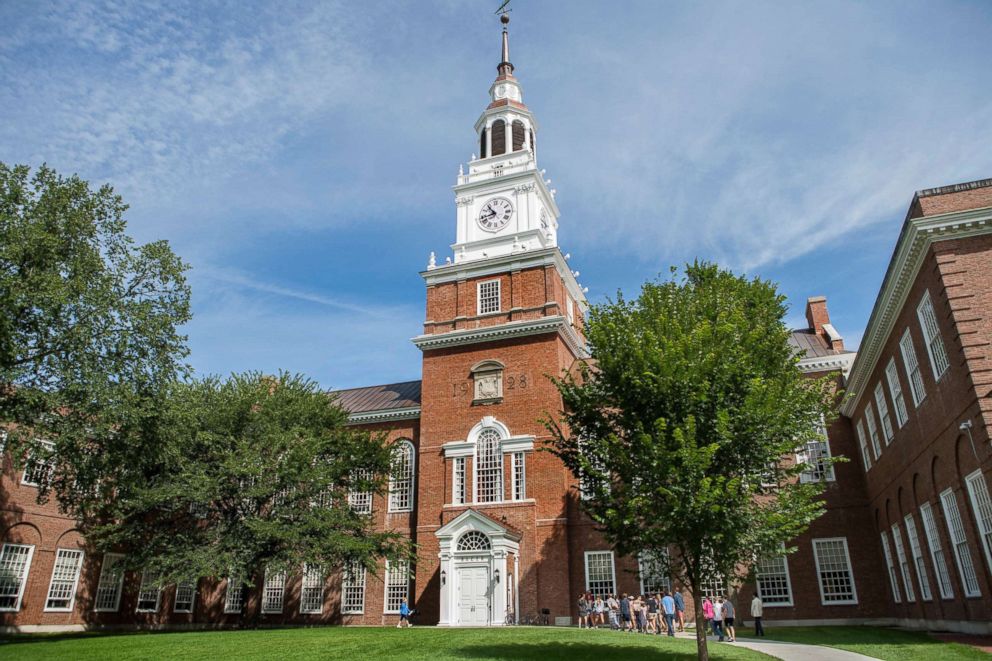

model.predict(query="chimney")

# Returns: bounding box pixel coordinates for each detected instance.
[805,296,844,352]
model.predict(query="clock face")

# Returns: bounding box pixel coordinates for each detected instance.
[478,197,513,232]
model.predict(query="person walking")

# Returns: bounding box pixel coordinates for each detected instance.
[619,592,632,632]
[645,593,658,634]
[751,594,764,636]
[577,592,590,629]
[673,587,686,632]
[607,594,620,630]
[712,596,725,642]
[702,596,715,636]
[723,597,737,642]
[397,598,413,628]
[661,590,676,637]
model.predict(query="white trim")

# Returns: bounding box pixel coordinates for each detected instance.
[755,549,794,608]
[940,487,981,598]
[964,470,992,578]
[500,436,535,453]
[811,537,858,605]
[388,439,416,513]
[443,441,475,458]
[0,543,35,612]
[383,558,410,614]
[796,352,856,375]
[917,289,950,381]
[583,550,617,596]
[20,439,54,487]
[346,406,420,425]
[223,574,244,614]
[261,569,286,614]
[840,204,992,416]
[412,314,587,358]
[93,553,126,613]
[174,580,197,614]
[135,569,162,613]
[43,548,84,612]
[477,279,502,315]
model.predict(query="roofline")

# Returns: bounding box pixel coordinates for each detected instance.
[327,379,421,398]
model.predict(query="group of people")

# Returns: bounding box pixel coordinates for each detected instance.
[576,589,686,636]
[576,591,768,643]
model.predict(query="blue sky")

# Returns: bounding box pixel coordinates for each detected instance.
[3,1,991,389]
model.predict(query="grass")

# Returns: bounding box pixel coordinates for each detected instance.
[0,626,771,661]
[736,624,988,661]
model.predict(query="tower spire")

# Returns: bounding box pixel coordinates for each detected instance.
[497,6,513,76]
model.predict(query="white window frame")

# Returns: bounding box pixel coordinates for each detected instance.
[964,470,992,577]
[755,549,794,607]
[511,451,526,501]
[20,439,55,487]
[940,488,981,597]
[388,440,415,513]
[341,561,366,615]
[917,290,950,381]
[174,579,197,614]
[300,563,325,615]
[904,513,932,602]
[566,294,575,325]
[584,550,616,597]
[885,358,909,428]
[638,550,671,597]
[798,421,835,483]
[94,553,127,612]
[920,502,955,599]
[348,469,373,515]
[880,532,902,603]
[900,328,926,407]
[811,537,858,605]
[474,427,503,504]
[44,548,85,612]
[453,456,467,505]
[261,568,286,614]
[891,523,915,602]
[874,383,894,445]
[477,279,501,315]
[223,574,244,614]
[855,420,872,471]
[135,569,162,613]
[864,404,882,461]
[383,559,410,614]
[0,543,36,612]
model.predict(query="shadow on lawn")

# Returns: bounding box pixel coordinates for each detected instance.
[452,642,698,660]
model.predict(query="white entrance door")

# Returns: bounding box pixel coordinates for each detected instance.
[457,566,490,625]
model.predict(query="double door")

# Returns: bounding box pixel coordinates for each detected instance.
[457,565,490,625]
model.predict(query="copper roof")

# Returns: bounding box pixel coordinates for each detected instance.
[788,329,851,359]
[330,380,421,414]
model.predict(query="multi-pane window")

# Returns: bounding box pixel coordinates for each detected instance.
[21,439,55,487]
[880,532,902,603]
[864,404,882,460]
[44,548,84,611]
[453,457,467,504]
[94,553,126,612]
[342,561,366,614]
[917,290,950,380]
[135,569,162,612]
[900,329,926,407]
[388,441,415,513]
[920,502,955,599]
[904,514,932,601]
[348,469,373,515]
[885,358,909,428]
[262,568,286,614]
[964,470,992,576]
[223,574,244,613]
[174,580,196,613]
[384,559,410,613]
[584,551,616,597]
[891,524,915,602]
[855,420,872,471]
[512,452,526,501]
[940,488,981,597]
[638,550,671,596]
[700,574,727,601]
[477,279,501,315]
[812,538,858,604]
[475,428,503,503]
[300,564,325,614]
[874,383,894,444]
[0,543,35,611]
[755,552,794,606]
[798,430,834,484]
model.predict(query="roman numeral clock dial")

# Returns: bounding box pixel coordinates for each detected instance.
[477,197,513,232]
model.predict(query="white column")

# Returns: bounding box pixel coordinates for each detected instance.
[438,552,451,625]
[514,554,520,625]
[486,121,493,158]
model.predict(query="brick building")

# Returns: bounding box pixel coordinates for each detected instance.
[3,15,992,635]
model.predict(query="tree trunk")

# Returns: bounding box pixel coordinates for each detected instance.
[693,586,709,661]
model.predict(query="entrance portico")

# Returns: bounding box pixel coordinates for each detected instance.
[436,509,521,626]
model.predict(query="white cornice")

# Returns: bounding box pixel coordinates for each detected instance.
[840,205,992,416]
[346,406,421,425]
[411,314,588,359]
[797,352,857,376]
[453,164,560,218]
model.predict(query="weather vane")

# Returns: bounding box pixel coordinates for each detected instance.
[495,0,512,21]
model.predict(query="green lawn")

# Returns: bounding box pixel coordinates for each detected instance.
[736,624,988,661]
[0,626,769,661]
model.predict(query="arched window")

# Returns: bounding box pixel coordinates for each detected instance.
[491,120,506,156]
[479,128,487,159]
[457,531,492,551]
[476,428,503,502]
[388,440,415,512]
[511,120,525,152]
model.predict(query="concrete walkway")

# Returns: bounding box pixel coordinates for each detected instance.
[673,632,880,661]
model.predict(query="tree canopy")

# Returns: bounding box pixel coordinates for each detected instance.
[547,262,837,661]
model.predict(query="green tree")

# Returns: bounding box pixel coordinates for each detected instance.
[82,371,411,619]
[0,162,191,501]
[547,262,836,661]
